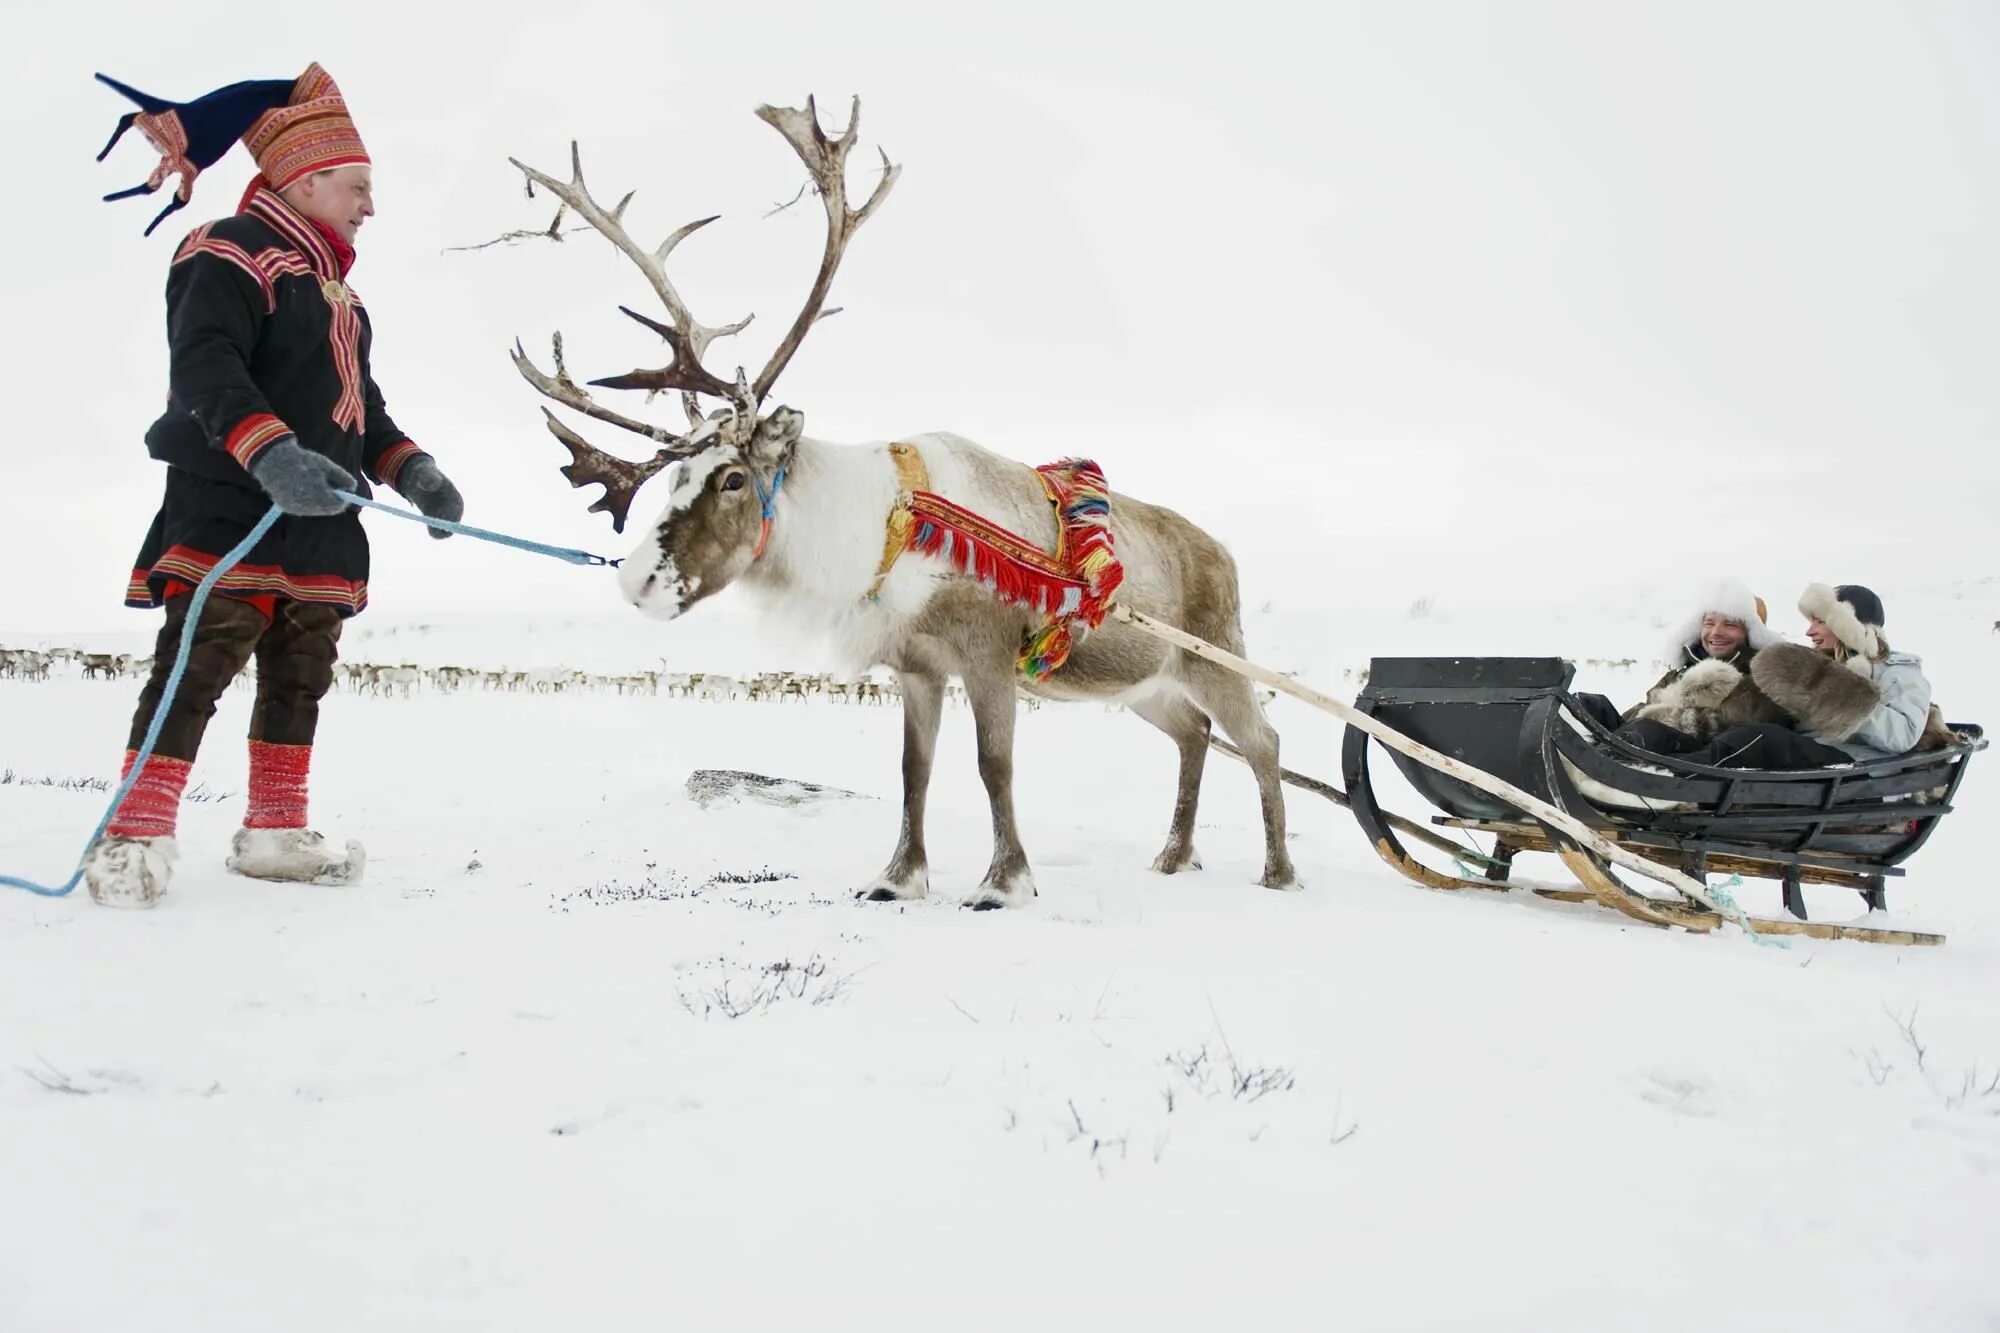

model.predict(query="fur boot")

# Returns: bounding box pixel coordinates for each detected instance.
[82,834,178,909]
[226,828,366,885]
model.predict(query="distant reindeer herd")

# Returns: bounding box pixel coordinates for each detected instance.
[0,646,1324,716]
[0,648,139,682]
[331,662,933,705]
[0,645,988,709]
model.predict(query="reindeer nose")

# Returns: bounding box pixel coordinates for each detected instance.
[638,573,658,600]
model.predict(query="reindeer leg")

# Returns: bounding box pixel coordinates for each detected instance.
[1128,694,1210,874]
[962,668,1036,911]
[1182,660,1300,890]
[857,669,945,902]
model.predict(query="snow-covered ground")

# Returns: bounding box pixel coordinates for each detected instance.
[4,589,1999,1330]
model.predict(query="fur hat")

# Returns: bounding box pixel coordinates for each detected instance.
[1798,583,1885,667]
[1661,579,1779,665]
[96,63,369,235]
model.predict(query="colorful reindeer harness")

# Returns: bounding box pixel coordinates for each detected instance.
[867,443,1124,681]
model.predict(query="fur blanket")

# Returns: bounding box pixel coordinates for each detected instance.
[1632,657,1792,742]
[1749,642,1881,741]
[1917,705,1959,754]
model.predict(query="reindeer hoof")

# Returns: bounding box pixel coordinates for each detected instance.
[1150,844,1202,875]
[963,873,1037,911]
[855,874,926,903]
[1260,869,1304,892]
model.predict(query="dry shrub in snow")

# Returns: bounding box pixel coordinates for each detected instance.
[677,954,856,1019]
[1165,1042,1297,1104]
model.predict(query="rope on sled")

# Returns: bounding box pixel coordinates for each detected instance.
[1,497,619,899]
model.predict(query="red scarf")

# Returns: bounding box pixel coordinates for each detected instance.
[236,174,356,277]
[306,216,356,278]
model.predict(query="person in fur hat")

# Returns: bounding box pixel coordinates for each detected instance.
[1681,584,1947,769]
[1572,580,1789,753]
[79,64,465,908]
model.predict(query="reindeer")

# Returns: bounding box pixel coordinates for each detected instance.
[506,99,1295,908]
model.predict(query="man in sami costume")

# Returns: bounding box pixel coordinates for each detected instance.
[83,64,465,908]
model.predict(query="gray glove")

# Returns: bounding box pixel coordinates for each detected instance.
[246,438,355,517]
[394,456,464,540]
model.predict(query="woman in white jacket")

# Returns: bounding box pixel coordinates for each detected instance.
[1685,584,1936,769]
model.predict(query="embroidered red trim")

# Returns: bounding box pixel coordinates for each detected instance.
[225,414,292,468]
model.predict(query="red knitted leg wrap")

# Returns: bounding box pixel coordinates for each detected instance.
[105,751,193,839]
[245,741,312,830]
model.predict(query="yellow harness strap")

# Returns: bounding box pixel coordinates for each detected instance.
[867,442,931,600]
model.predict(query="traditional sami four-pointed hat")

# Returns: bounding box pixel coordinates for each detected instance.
[96,63,370,235]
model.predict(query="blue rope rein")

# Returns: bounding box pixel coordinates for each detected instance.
[1,496,617,899]
[335,491,619,566]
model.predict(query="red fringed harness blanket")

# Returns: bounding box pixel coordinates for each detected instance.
[868,444,1124,680]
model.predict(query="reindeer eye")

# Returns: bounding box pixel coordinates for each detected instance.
[722,472,746,492]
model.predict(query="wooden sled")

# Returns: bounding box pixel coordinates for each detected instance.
[1339,656,1985,947]
[1110,609,1981,947]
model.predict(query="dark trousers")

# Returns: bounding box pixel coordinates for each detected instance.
[1571,692,1625,733]
[1613,717,1705,756]
[125,595,343,761]
[1686,722,1853,771]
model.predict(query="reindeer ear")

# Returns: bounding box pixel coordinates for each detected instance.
[750,406,804,465]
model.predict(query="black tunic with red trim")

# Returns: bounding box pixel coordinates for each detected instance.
[126,183,432,617]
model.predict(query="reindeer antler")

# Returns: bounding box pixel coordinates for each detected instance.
[542,409,673,533]
[506,100,898,530]
[505,144,756,531]
[507,143,756,427]
[750,97,901,404]
[508,331,685,532]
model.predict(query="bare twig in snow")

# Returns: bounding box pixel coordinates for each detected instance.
[1849,1046,1895,1087]
[1945,1065,2000,1112]
[1165,1039,1296,1102]
[1331,1095,1360,1146]
[20,1057,93,1095]
[1886,1003,1929,1075]
[676,954,854,1019]
[1231,1063,1297,1102]
[1091,975,1116,1023]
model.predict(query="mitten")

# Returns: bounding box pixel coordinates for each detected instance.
[394,456,464,540]
[247,438,355,517]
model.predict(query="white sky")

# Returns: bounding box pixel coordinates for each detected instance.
[1,0,1993,634]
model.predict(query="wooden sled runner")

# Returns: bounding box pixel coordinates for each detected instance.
[1339,656,1985,947]
[1111,609,1982,947]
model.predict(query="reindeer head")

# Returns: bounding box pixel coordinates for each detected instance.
[618,407,803,619]
[506,97,897,615]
